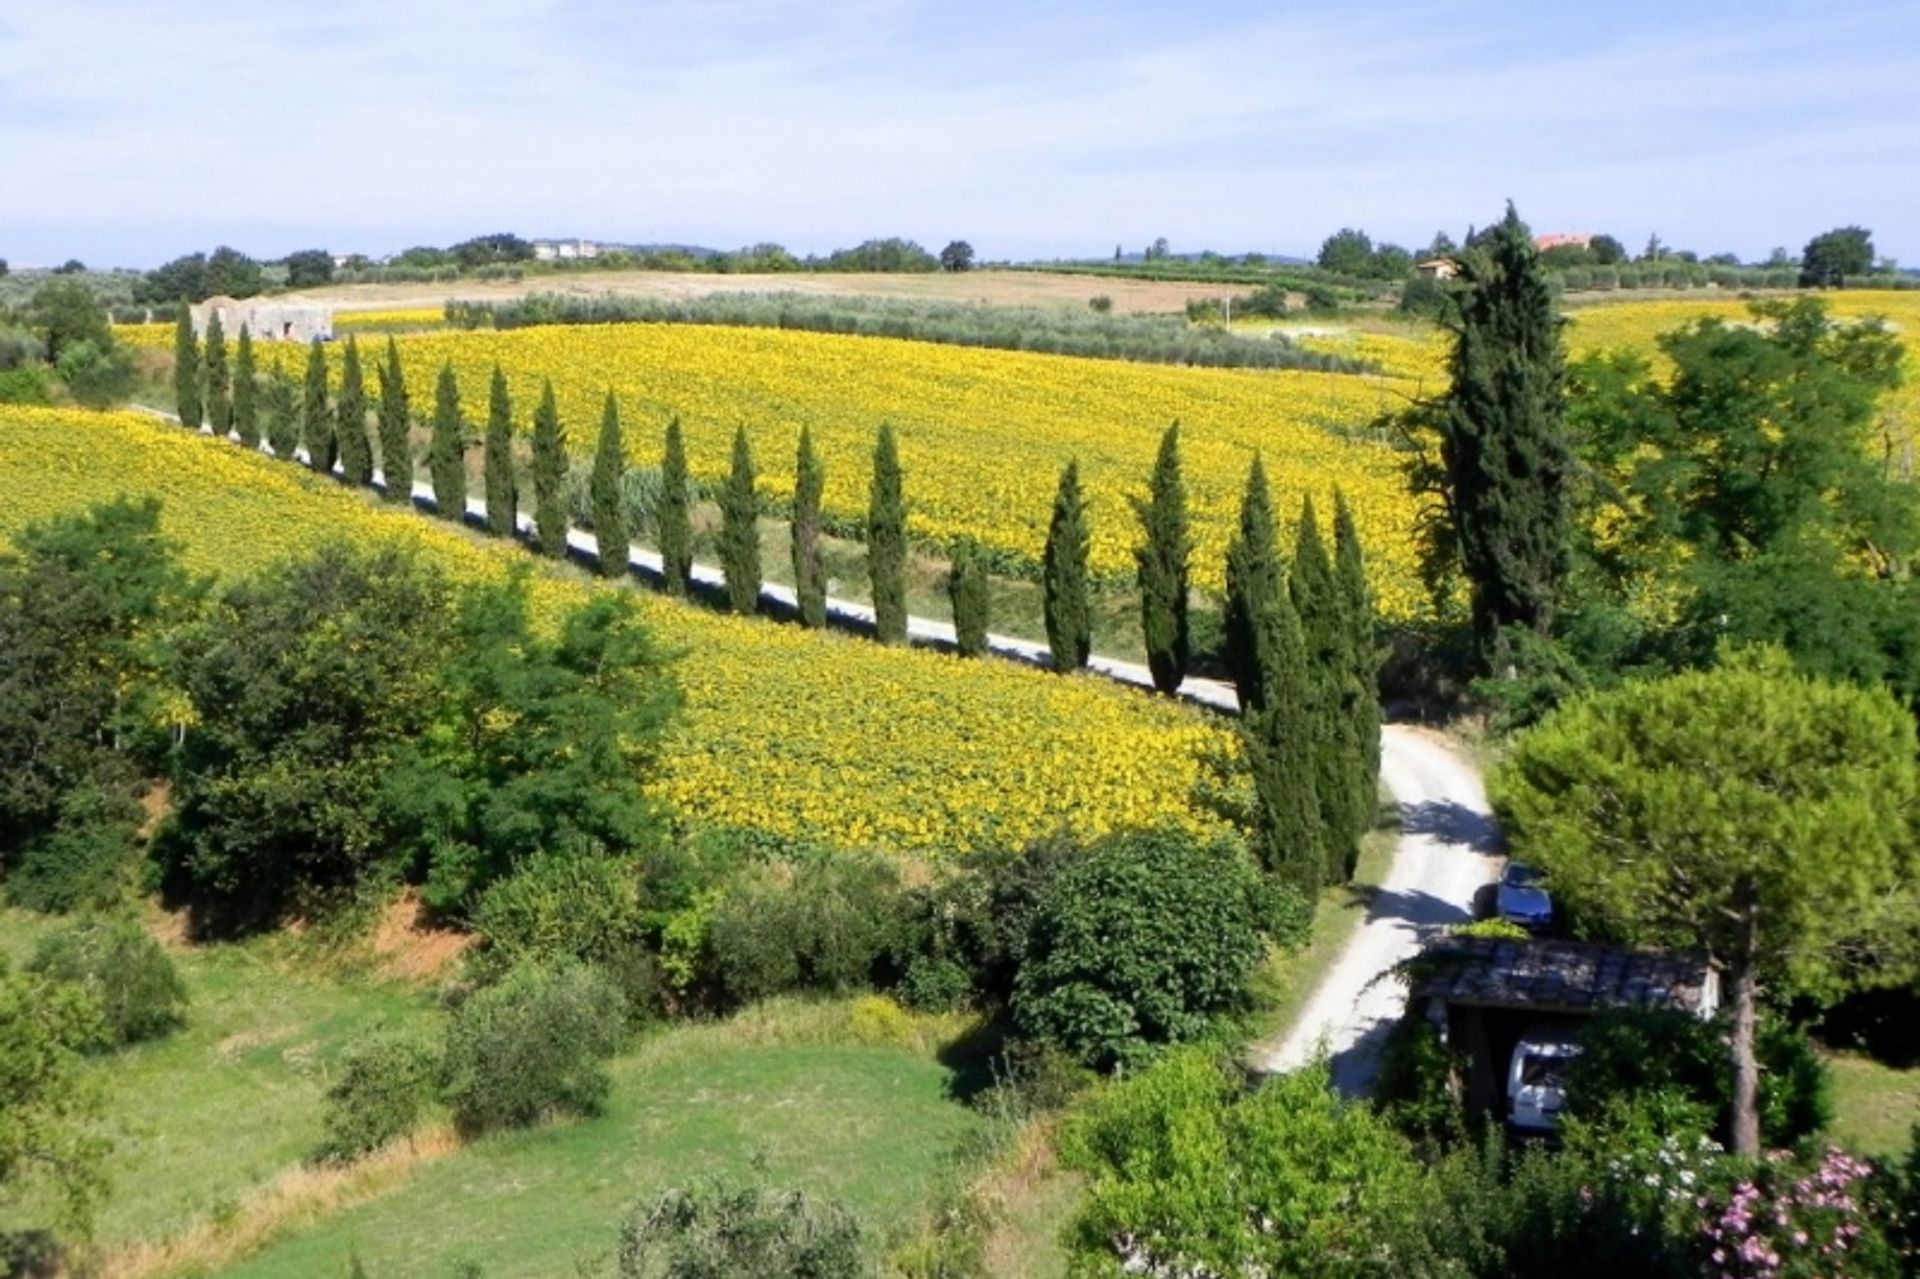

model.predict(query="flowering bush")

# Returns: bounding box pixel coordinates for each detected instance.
[1701,1147,1901,1279]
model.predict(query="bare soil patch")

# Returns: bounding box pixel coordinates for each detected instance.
[369,890,473,985]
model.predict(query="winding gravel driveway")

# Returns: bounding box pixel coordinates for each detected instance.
[150,414,1502,1094]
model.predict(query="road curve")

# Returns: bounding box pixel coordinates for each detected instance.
[1257,726,1502,1093]
[147,414,1499,1093]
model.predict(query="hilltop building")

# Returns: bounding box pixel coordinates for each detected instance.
[191,297,333,343]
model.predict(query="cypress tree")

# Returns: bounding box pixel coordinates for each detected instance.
[301,338,333,471]
[483,364,516,536]
[868,424,908,644]
[1334,490,1382,850]
[531,380,568,557]
[203,312,230,436]
[590,391,628,575]
[429,361,467,522]
[1441,203,1572,668]
[791,426,827,628]
[335,337,373,485]
[658,418,693,596]
[1223,455,1279,711]
[949,543,990,656]
[1292,496,1363,883]
[719,426,761,613]
[266,366,299,457]
[1042,459,1092,672]
[232,324,259,448]
[172,310,202,430]
[1134,422,1190,694]
[376,337,412,500]
[1245,586,1326,899]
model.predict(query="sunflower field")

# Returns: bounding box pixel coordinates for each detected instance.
[0,405,1236,859]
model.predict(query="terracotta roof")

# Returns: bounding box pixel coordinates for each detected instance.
[1416,936,1718,1017]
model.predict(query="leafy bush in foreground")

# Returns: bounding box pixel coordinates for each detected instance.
[315,1032,440,1164]
[614,1178,872,1279]
[442,962,626,1135]
[26,915,186,1050]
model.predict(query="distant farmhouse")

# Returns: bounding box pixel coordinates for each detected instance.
[192,296,333,344]
[1414,258,1459,280]
[1533,232,1595,252]
[532,238,604,262]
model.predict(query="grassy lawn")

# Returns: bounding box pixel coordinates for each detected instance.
[1825,1053,1920,1160]
[216,1014,983,1278]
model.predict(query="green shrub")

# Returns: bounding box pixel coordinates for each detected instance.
[6,784,141,914]
[0,365,53,405]
[315,1033,439,1163]
[614,1178,873,1279]
[470,853,645,973]
[442,962,626,1134]
[704,852,907,1006]
[26,915,186,1050]
[1375,1015,1460,1143]
[845,994,914,1047]
[1011,829,1273,1071]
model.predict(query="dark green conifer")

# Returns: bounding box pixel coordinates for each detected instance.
[301,337,334,472]
[719,426,761,613]
[867,424,908,644]
[483,364,516,536]
[590,391,628,575]
[1245,587,1325,898]
[949,544,990,656]
[376,338,411,500]
[657,418,693,595]
[1334,490,1382,849]
[1223,456,1278,711]
[172,310,202,430]
[1134,423,1190,694]
[203,312,230,436]
[1292,496,1362,883]
[335,337,373,485]
[266,366,299,457]
[429,361,467,522]
[531,380,568,557]
[1043,460,1092,672]
[232,324,259,448]
[791,426,827,628]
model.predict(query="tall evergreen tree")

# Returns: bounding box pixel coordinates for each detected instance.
[791,426,827,628]
[429,361,467,522]
[1134,423,1190,694]
[949,543,991,656]
[590,391,628,575]
[657,418,693,596]
[719,426,761,613]
[232,324,259,448]
[335,336,373,485]
[483,364,516,536]
[1292,497,1363,883]
[1245,586,1324,898]
[203,312,231,436]
[868,424,908,644]
[1223,456,1279,711]
[301,337,333,472]
[266,366,299,457]
[376,338,412,500]
[172,310,202,430]
[1334,491,1382,851]
[1439,203,1572,667]
[1043,460,1092,672]
[531,380,568,557]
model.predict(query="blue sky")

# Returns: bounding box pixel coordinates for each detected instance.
[3,0,1915,268]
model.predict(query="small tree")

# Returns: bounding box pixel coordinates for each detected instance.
[203,312,230,436]
[531,380,568,557]
[315,1033,439,1164]
[719,426,761,613]
[867,425,908,644]
[172,309,201,430]
[266,365,299,456]
[0,968,109,1238]
[590,391,628,575]
[27,915,188,1049]
[301,336,334,472]
[948,543,990,657]
[335,336,373,485]
[791,426,827,628]
[441,962,626,1134]
[376,338,412,500]
[657,418,693,596]
[1043,460,1092,672]
[1492,652,1919,1156]
[939,240,975,273]
[615,1180,873,1279]
[428,361,467,521]
[1799,225,1874,288]
[1223,456,1279,711]
[483,364,516,536]
[231,324,259,448]
[1134,423,1190,694]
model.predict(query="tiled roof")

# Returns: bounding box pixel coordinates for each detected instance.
[1416,936,1717,1016]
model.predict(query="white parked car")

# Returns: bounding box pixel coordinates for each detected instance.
[1508,1023,1582,1132]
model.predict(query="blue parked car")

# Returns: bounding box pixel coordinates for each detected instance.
[1495,861,1553,932]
